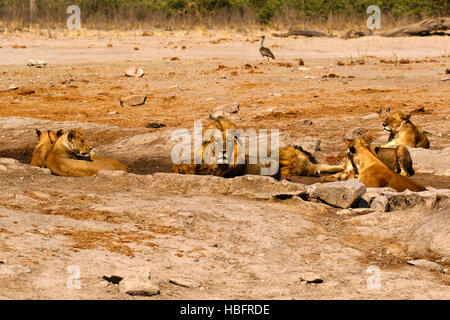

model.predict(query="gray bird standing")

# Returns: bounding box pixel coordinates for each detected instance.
[259,35,275,61]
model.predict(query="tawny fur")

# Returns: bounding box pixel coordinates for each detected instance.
[345,137,425,192]
[45,129,128,177]
[382,111,430,148]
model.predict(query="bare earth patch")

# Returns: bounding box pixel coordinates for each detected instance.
[0,32,449,299]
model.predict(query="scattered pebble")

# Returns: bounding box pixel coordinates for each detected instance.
[300,272,323,284]
[169,277,201,288]
[120,95,147,107]
[146,122,166,128]
[125,66,144,78]
[407,259,445,273]
[8,84,18,91]
[27,59,47,68]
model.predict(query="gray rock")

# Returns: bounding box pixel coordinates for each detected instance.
[119,278,160,296]
[27,59,47,68]
[407,259,444,273]
[209,103,239,120]
[370,195,389,212]
[300,272,323,283]
[169,277,201,288]
[293,136,321,153]
[8,84,18,91]
[407,147,450,176]
[308,179,366,209]
[120,95,147,107]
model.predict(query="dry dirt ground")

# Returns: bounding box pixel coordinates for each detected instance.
[0,30,449,299]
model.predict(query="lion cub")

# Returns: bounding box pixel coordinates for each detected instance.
[382,111,430,148]
[345,137,425,192]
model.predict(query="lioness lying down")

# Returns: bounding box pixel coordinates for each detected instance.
[172,118,345,179]
[345,137,425,192]
[40,129,128,177]
[382,111,430,148]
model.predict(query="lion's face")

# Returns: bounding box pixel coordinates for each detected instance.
[197,118,245,177]
[67,129,94,160]
[382,112,410,133]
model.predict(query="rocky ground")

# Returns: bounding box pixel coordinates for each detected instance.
[0,31,449,299]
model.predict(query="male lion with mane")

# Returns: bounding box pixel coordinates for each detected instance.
[173,118,345,179]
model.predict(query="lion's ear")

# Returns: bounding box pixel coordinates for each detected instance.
[68,131,75,141]
[349,146,356,154]
[35,129,41,137]
[56,129,64,138]
[374,146,380,154]
[403,113,411,121]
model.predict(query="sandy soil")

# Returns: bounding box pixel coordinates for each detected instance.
[0,31,449,299]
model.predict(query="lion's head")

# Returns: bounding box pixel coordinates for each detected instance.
[196,118,245,177]
[382,111,410,133]
[173,118,245,177]
[64,129,94,161]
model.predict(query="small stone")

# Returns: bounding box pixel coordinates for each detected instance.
[300,272,323,284]
[293,136,321,153]
[8,84,18,90]
[370,195,389,212]
[169,277,201,288]
[407,259,444,273]
[209,103,239,120]
[27,59,47,68]
[119,278,160,296]
[125,67,145,78]
[107,111,118,115]
[145,122,166,128]
[120,95,147,107]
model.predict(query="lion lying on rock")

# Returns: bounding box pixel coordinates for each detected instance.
[382,111,430,148]
[172,118,345,179]
[37,128,128,177]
